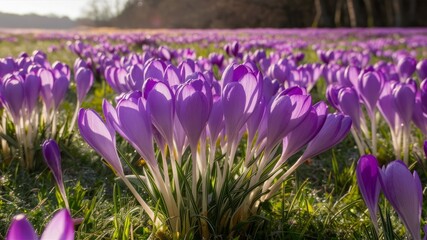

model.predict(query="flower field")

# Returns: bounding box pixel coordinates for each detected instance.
[1,28,427,239]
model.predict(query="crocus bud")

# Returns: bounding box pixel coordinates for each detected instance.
[424,141,427,159]
[128,64,144,90]
[279,102,328,164]
[207,95,224,144]
[1,75,24,120]
[393,83,415,127]
[301,114,352,160]
[265,87,312,152]
[78,108,124,176]
[116,98,156,166]
[326,84,341,111]
[222,69,261,142]
[338,87,362,131]
[420,79,427,113]
[356,155,380,231]
[164,64,181,87]
[75,67,94,103]
[378,81,400,129]
[24,74,41,113]
[143,78,175,145]
[6,214,38,240]
[39,68,55,110]
[380,160,422,240]
[416,60,427,80]
[397,56,416,80]
[52,75,69,109]
[144,59,166,81]
[176,75,212,147]
[42,139,68,209]
[358,71,384,114]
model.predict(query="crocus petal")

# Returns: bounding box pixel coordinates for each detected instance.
[393,83,415,126]
[144,79,175,144]
[78,108,124,176]
[24,74,41,113]
[116,99,156,165]
[302,114,352,159]
[40,209,74,240]
[2,76,24,119]
[52,75,69,109]
[6,214,38,240]
[39,68,54,110]
[380,160,422,240]
[281,101,328,161]
[356,155,380,229]
[358,71,383,114]
[176,78,212,147]
[42,139,67,203]
[416,60,427,80]
[397,56,416,80]
[223,71,261,142]
[338,87,362,131]
[207,95,224,143]
[75,67,94,103]
[265,92,311,151]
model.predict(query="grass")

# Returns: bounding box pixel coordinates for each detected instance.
[0,31,426,239]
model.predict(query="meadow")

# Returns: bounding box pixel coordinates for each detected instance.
[0,28,427,239]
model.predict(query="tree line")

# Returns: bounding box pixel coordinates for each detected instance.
[79,0,427,28]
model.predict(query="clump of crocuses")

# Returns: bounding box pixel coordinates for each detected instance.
[79,62,351,238]
[0,53,94,170]
[357,155,422,239]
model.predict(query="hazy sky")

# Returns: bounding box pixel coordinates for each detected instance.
[0,0,125,19]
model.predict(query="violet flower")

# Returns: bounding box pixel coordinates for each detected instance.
[356,155,381,231]
[6,209,74,240]
[380,160,422,240]
[42,139,69,209]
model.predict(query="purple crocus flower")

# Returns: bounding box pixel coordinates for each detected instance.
[338,87,362,131]
[6,209,74,240]
[52,75,69,109]
[301,114,352,160]
[143,78,175,145]
[326,84,341,111]
[356,155,380,231]
[397,56,416,80]
[24,74,41,113]
[393,83,415,127]
[358,71,383,114]
[39,69,55,110]
[143,59,166,81]
[416,60,427,80]
[78,108,124,176]
[420,79,427,113]
[380,160,422,240]
[264,87,312,152]
[412,97,427,135]
[270,62,290,85]
[164,64,182,87]
[176,74,212,148]
[1,75,24,119]
[424,141,427,159]
[207,95,224,144]
[279,101,328,164]
[222,68,261,143]
[42,139,69,209]
[115,98,156,166]
[75,67,94,103]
